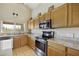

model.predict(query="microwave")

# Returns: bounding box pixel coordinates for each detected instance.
[39,19,52,29]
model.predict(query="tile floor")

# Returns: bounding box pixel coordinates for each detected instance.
[13,46,36,56]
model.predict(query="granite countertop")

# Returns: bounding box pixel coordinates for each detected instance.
[0,33,28,37]
[48,37,79,50]
[0,33,36,41]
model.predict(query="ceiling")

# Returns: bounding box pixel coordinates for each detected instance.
[24,3,40,10]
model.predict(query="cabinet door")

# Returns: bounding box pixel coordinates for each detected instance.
[48,42,66,56]
[33,20,35,29]
[27,20,29,29]
[51,4,68,28]
[48,47,55,56]
[27,20,31,30]
[45,12,51,20]
[39,14,45,22]
[20,35,27,47]
[30,21,33,30]
[13,37,21,49]
[67,48,79,56]
[48,46,66,56]
[27,36,31,46]
[34,17,40,28]
[68,4,79,27]
[31,39,35,50]
[27,36,35,50]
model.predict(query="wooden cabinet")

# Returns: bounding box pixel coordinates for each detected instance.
[27,20,31,30]
[39,12,51,22]
[27,36,35,50]
[13,35,27,49]
[51,3,79,28]
[48,46,65,56]
[27,20,35,30]
[48,40,79,56]
[30,20,34,30]
[30,39,35,50]
[27,4,79,29]
[13,37,21,48]
[27,36,31,46]
[34,17,40,28]
[45,12,51,20]
[67,48,79,56]
[20,35,27,47]
[48,42,66,56]
[51,4,68,28]
[68,4,79,27]
[39,14,45,22]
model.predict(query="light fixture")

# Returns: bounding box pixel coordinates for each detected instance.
[12,12,18,16]
[13,12,15,15]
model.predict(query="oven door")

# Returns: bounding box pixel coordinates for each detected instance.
[35,39,47,56]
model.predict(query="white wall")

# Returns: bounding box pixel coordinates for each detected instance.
[0,3,32,32]
[32,3,64,19]
[0,3,31,24]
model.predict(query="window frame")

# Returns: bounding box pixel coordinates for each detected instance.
[0,21,24,33]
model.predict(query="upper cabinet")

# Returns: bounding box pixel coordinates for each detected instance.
[30,20,35,30]
[27,19,36,30]
[27,20,31,30]
[34,17,40,29]
[39,14,45,22]
[27,3,79,29]
[51,3,79,28]
[51,4,68,28]
[68,4,79,27]
[45,12,51,20]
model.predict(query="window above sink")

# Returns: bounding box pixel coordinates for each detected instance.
[0,21,24,34]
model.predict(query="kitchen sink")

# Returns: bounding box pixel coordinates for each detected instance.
[0,37,11,40]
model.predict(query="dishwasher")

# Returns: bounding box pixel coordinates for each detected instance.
[0,37,13,56]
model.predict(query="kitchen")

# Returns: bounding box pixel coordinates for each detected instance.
[0,3,79,56]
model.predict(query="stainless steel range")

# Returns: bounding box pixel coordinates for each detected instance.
[35,37,47,56]
[35,31,54,56]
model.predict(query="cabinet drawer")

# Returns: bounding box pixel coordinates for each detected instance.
[67,48,79,56]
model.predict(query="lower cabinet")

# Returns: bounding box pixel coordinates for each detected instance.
[67,48,79,56]
[48,43,66,56]
[13,37,21,48]
[13,35,35,50]
[27,36,35,50]
[20,35,27,47]
[13,35,27,49]
[48,42,79,56]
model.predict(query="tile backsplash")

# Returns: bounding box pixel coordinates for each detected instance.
[32,27,79,39]
[54,28,79,38]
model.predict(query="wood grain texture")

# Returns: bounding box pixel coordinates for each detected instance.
[27,36,35,50]
[51,4,68,28]
[48,45,66,56]
[13,37,21,48]
[13,35,27,49]
[20,35,27,47]
[67,48,79,56]
[69,4,79,27]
